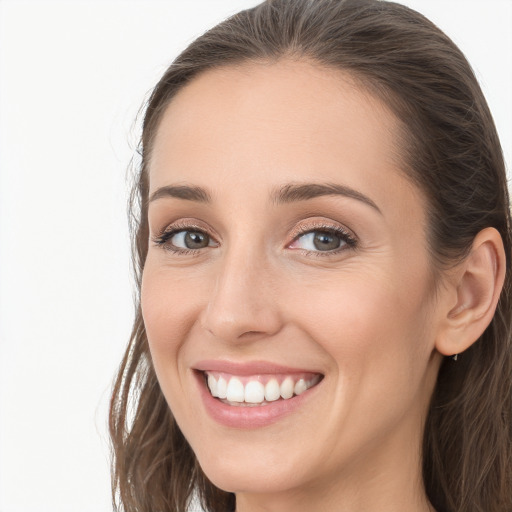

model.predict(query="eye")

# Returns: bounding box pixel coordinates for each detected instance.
[171,230,212,249]
[289,228,356,253]
[153,227,217,253]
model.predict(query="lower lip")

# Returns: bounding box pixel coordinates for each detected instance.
[194,371,321,429]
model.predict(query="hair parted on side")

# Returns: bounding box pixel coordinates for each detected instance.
[109,1,512,511]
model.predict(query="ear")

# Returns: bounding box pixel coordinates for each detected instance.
[435,227,506,357]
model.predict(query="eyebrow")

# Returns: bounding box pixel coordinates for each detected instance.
[149,185,211,204]
[148,181,381,214]
[272,183,382,214]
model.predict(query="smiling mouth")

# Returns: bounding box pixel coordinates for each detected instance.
[202,371,323,407]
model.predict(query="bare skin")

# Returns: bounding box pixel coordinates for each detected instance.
[141,60,504,512]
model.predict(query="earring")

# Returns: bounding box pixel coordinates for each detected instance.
[452,354,458,361]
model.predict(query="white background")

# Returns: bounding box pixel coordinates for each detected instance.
[0,1,510,511]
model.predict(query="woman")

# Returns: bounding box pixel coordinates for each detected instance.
[109,1,512,511]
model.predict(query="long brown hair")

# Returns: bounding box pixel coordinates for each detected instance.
[109,1,512,511]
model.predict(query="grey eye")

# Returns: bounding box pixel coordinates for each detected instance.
[312,231,343,251]
[171,230,211,249]
[291,230,347,252]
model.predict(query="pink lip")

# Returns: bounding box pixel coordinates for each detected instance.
[192,360,323,429]
[194,359,319,376]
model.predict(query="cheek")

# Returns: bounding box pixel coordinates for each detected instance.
[291,269,429,349]
[141,264,203,348]
[140,263,215,441]
[286,267,435,410]
[140,263,206,403]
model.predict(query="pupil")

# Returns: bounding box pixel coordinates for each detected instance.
[313,231,340,251]
[185,231,209,249]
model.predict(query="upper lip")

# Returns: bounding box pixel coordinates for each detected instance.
[193,359,323,376]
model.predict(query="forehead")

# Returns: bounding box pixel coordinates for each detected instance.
[148,59,419,215]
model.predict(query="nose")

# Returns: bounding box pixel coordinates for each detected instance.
[200,248,284,342]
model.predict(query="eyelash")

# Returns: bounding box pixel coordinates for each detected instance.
[152,222,211,256]
[289,224,357,257]
[151,223,358,256]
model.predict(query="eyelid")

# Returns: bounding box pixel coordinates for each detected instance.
[286,220,358,255]
[150,217,357,256]
[287,219,357,244]
[151,219,219,250]
[153,218,217,238]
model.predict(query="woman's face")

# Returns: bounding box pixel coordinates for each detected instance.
[142,61,445,502]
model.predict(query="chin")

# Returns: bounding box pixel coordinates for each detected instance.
[198,454,304,495]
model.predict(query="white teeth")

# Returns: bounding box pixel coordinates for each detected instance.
[205,372,321,405]
[226,377,244,402]
[280,376,294,399]
[208,374,218,397]
[217,376,228,399]
[264,378,281,402]
[294,378,307,395]
[244,381,265,403]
